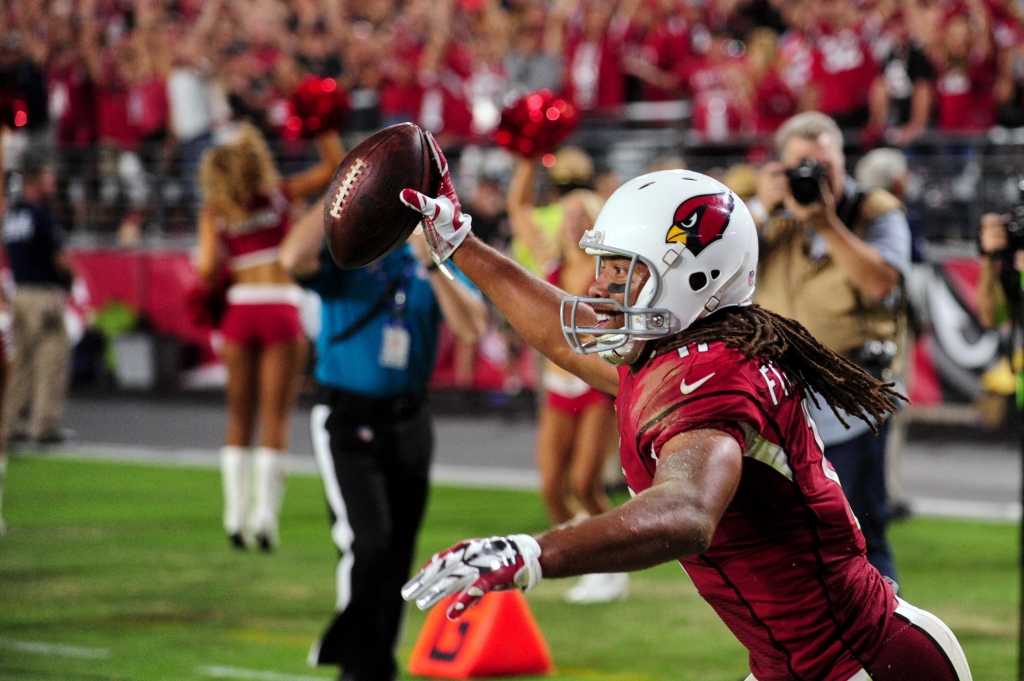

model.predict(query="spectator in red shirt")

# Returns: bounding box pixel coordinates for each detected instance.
[78,0,173,241]
[687,27,755,140]
[416,0,511,144]
[803,0,877,128]
[380,44,425,127]
[378,0,432,127]
[47,23,96,232]
[746,26,797,133]
[462,5,510,136]
[419,34,476,143]
[777,0,816,96]
[79,0,148,240]
[933,12,997,133]
[562,0,634,114]
[625,0,699,102]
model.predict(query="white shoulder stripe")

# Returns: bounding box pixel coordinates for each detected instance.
[739,423,793,481]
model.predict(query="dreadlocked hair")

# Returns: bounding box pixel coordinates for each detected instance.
[654,303,904,431]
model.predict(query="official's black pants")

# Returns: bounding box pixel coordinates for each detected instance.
[308,386,433,681]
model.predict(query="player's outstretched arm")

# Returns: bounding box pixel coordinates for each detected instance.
[280,196,328,279]
[452,235,619,395]
[403,428,741,618]
[536,428,742,576]
[400,132,618,395]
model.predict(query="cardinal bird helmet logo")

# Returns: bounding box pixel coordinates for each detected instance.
[665,192,735,256]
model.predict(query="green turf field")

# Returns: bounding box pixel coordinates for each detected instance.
[0,456,1017,680]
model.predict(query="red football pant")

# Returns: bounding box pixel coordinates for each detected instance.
[866,598,969,681]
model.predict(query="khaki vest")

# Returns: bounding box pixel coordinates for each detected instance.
[753,189,904,357]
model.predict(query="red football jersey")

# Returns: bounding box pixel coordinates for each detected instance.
[616,341,896,681]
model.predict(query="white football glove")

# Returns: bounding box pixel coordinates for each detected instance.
[401,534,542,620]
[399,131,472,274]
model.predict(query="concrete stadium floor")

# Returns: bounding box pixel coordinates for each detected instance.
[26,392,1024,522]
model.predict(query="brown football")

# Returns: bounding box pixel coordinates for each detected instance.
[323,123,434,269]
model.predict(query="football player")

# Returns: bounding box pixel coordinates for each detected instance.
[398,134,972,681]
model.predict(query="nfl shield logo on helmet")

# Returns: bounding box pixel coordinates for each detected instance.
[665,193,735,256]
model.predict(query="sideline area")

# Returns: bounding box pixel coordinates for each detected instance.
[28,391,1024,522]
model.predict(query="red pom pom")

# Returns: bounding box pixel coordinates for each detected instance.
[185,271,231,329]
[0,92,28,129]
[493,89,579,158]
[281,76,350,140]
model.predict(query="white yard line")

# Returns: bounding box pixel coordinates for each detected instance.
[33,443,319,475]
[200,665,331,681]
[33,443,541,487]
[0,638,109,659]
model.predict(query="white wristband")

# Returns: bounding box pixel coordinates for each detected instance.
[509,534,543,593]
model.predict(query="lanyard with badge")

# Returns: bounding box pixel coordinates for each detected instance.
[377,256,416,371]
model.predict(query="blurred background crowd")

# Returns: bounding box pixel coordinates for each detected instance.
[3,0,1024,235]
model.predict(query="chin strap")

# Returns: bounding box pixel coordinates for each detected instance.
[599,337,643,366]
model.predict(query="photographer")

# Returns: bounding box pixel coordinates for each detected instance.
[749,112,910,584]
[976,212,1023,331]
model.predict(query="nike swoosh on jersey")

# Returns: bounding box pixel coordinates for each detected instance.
[680,372,715,395]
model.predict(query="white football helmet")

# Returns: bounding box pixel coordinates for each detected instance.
[560,169,759,365]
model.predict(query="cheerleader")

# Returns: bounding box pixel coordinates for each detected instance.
[195,121,342,550]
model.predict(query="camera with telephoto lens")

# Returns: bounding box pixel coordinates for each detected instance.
[785,159,828,205]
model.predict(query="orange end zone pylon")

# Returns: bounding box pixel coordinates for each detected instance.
[407,590,554,678]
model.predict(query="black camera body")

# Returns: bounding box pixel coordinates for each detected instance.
[852,339,898,381]
[786,159,828,205]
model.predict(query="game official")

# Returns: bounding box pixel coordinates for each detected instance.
[280,203,486,681]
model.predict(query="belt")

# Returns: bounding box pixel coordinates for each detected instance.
[316,384,426,423]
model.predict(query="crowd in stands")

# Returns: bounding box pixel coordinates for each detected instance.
[4,0,1024,145]
[2,0,1024,233]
